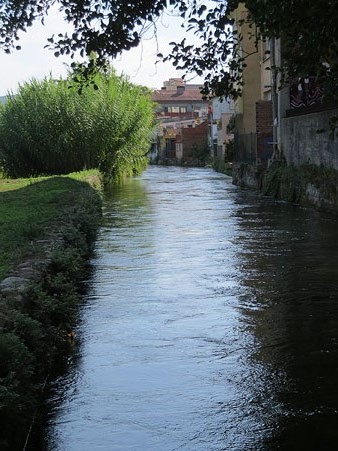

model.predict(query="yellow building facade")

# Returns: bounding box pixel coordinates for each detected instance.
[232,3,274,168]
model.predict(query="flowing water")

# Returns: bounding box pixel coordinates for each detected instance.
[42,166,338,450]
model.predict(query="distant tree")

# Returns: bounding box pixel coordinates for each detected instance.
[1,1,337,100]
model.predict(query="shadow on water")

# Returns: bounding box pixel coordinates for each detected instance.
[232,196,338,450]
[36,167,338,450]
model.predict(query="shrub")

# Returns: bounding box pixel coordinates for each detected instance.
[0,70,156,181]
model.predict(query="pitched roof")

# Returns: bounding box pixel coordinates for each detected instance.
[152,86,207,103]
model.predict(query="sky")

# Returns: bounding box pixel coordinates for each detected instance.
[0,5,204,96]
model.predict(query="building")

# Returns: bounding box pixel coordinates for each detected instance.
[208,97,235,162]
[231,3,338,213]
[231,3,274,185]
[152,79,209,164]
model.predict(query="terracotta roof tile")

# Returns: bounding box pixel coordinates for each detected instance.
[152,88,207,103]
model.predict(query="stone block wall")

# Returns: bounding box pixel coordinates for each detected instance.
[281,108,338,170]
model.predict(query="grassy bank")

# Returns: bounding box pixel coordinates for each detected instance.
[0,170,102,280]
[0,170,103,449]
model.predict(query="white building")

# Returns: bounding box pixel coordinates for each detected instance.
[209,97,235,160]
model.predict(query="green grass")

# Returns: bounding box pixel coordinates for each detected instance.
[0,169,102,280]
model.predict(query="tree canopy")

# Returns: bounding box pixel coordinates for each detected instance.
[245,0,338,100]
[1,1,337,100]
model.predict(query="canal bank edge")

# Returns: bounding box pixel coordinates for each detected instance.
[231,106,338,214]
[0,176,103,450]
[232,161,338,214]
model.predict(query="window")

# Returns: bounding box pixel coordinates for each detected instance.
[167,106,187,113]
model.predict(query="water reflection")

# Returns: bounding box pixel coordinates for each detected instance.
[234,198,338,449]
[43,167,338,450]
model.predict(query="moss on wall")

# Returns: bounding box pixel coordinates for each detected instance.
[262,161,338,212]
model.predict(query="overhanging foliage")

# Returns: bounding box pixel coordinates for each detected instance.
[1,1,337,100]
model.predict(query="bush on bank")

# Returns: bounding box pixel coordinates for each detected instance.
[0,171,102,449]
[0,69,155,182]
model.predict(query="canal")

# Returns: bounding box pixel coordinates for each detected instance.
[43,166,338,450]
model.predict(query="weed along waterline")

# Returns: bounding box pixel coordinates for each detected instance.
[39,166,338,451]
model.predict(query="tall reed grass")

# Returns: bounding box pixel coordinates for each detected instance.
[0,70,155,181]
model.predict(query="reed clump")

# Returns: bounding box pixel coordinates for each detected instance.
[0,69,155,182]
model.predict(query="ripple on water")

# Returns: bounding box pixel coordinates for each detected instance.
[43,167,338,451]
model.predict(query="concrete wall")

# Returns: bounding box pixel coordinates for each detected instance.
[232,162,263,189]
[217,113,234,160]
[281,108,338,170]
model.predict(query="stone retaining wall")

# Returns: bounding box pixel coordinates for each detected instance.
[281,108,338,170]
